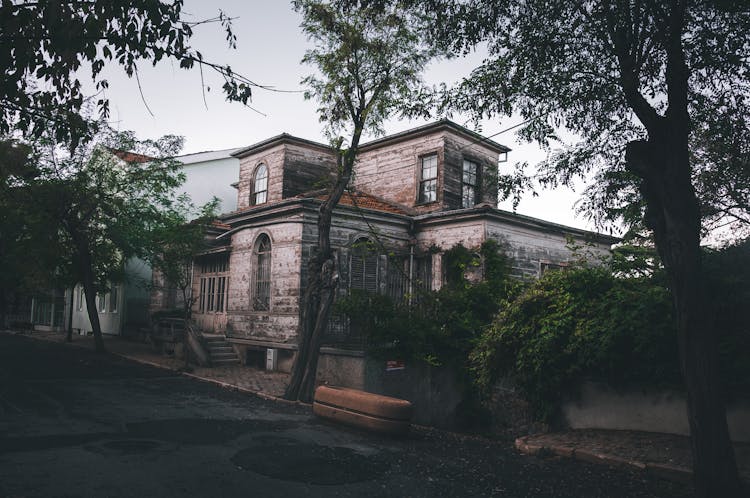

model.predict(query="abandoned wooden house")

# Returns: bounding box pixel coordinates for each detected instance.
[151,120,617,385]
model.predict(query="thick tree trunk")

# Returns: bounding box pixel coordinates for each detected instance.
[78,252,106,354]
[66,287,74,342]
[298,259,338,402]
[285,144,357,402]
[626,133,742,497]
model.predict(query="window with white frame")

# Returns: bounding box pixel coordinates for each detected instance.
[462,159,479,208]
[253,234,271,311]
[252,164,268,205]
[77,285,84,311]
[198,254,229,313]
[97,293,106,313]
[418,154,438,203]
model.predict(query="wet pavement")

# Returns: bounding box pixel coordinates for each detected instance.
[0,332,693,497]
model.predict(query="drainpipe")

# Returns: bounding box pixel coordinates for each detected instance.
[188,260,195,321]
[408,219,416,306]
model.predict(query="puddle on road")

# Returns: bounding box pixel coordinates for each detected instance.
[231,435,390,485]
[126,418,297,445]
[99,439,162,454]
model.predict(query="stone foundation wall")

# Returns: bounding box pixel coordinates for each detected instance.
[562,381,750,443]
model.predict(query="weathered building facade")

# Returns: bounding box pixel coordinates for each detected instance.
[179,120,617,375]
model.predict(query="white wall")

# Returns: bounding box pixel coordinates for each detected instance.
[179,154,240,215]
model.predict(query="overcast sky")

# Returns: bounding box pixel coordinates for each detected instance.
[92,0,605,233]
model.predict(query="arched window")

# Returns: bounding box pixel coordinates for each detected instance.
[350,237,378,294]
[252,164,268,205]
[253,234,271,310]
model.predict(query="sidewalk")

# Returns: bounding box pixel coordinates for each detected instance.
[9,328,750,486]
[16,329,289,398]
[516,428,750,485]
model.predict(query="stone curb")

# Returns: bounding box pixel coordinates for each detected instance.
[104,351,309,408]
[515,436,691,484]
[7,330,309,408]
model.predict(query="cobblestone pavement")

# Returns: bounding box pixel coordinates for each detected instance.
[9,329,749,490]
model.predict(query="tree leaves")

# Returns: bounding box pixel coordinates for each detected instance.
[0,0,254,149]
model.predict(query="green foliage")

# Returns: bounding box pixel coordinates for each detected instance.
[703,240,750,397]
[294,0,434,142]
[147,196,219,320]
[335,240,517,427]
[1,1,252,148]
[472,242,750,422]
[337,240,517,369]
[10,123,200,302]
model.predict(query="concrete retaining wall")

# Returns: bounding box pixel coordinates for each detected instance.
[562,381,750,443]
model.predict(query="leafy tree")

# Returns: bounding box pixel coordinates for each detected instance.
[0,0,257,147]
[148,198,220,323]
[23,125,189,352]
[284,0,433,402]
[0,139,40,327]
[405,1,748,495]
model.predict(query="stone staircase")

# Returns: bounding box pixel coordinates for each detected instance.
[202,334,240,367]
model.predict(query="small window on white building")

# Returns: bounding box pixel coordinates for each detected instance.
[418,154,438,203]
[108,285,118,313]
[97,293,106,313]
[252,164,268,205]
[77,286,84,311]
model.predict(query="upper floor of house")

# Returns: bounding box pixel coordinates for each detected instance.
[230,120,510,215]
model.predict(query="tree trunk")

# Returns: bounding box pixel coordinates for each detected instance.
[626,133,742,497]
[182,285,191,370]
[66,286,74,342]
[285,144,357,402]
[298,259,338,402]
[78,252,106,354]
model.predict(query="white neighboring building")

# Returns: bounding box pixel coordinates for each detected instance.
[37,148,241,336]
[176,148,242,215]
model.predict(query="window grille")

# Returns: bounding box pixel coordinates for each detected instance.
[198,253,229,313]
[253,234,271,311]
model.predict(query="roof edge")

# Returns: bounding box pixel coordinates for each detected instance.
[231,134,332,158]
[358,119,511,154]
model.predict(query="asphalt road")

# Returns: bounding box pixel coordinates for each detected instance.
[0,333,691,498]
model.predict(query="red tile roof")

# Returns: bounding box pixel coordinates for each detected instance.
[319,190,410,215]
[210,220,231,230]
[109,148,155,164]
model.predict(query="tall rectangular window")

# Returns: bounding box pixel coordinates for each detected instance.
[198,254,229,314]
[108,284,118,313]
[418,154,438,203]
[77,286,84,311]
[253,164,268,205]
[253,235,271,311]
[462,159,479,208]
[97,293,106,313]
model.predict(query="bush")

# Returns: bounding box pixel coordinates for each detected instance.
[335,240,519,428]
[472,240,750,422]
